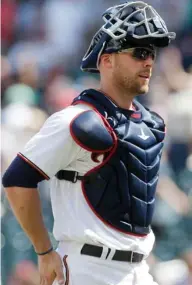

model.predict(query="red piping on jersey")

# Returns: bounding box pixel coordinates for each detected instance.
[18,153,50,180]
[72,101,147,237]
[69,110,114,154]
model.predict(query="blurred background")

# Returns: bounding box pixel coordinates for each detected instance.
[1,0,192,284]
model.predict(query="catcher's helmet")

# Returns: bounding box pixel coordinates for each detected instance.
[81,1,176,73]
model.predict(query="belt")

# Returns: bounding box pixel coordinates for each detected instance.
[81,244,144,263]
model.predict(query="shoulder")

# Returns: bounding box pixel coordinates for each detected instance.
[44,104,94,127]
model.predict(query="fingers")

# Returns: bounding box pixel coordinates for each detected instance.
[40,275,47,285]
[38,251,65,285]
[40,272,56,285]
[55,263,65,285]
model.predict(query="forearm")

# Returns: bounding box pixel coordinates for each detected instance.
[5,186,51,253]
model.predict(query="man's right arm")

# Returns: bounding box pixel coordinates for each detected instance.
[2,105,91,251]
[2,155,65,284]
[5,185,52,254]
[2,152,67,285]
[5,186,65,285]
[2,104,91,284]
[2,153,52,253]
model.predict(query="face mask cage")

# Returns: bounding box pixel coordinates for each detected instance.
[81,1,176,73]
[101,1,176,41]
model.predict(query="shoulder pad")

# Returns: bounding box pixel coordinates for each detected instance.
[70,110,114,152]
[149,110,165,131]
[134,100,165,131]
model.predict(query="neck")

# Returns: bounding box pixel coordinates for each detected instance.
[99,82,135,110]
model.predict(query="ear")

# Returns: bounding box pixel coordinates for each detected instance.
[99,54,113,70]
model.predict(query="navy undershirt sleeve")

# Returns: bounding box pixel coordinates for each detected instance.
[2,155,47,188]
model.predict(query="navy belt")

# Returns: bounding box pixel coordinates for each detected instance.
[81,244,144,263]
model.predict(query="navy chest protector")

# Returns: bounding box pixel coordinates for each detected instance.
[70,89,165,236]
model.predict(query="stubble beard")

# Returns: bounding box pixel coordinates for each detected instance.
[113,71,149,96]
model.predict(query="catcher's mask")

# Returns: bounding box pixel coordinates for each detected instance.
[81,1,176,73]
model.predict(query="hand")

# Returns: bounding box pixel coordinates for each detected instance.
[38,250,65,285]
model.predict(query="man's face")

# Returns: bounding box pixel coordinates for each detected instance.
[111,47,155,95]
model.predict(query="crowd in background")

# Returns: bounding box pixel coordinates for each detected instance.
[1,0,192,284]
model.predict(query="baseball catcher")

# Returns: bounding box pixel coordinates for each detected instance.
[3,1,176,284]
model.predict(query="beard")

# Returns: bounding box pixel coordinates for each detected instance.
[112,68,149,96]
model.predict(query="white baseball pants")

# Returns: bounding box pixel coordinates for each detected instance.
[53,242,158,285]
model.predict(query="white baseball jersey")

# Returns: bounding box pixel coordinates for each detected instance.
[20,103,155,257]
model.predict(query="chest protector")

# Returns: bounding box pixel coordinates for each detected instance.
[71,89,165,236]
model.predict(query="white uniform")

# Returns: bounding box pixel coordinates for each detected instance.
[20,104,157,285]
